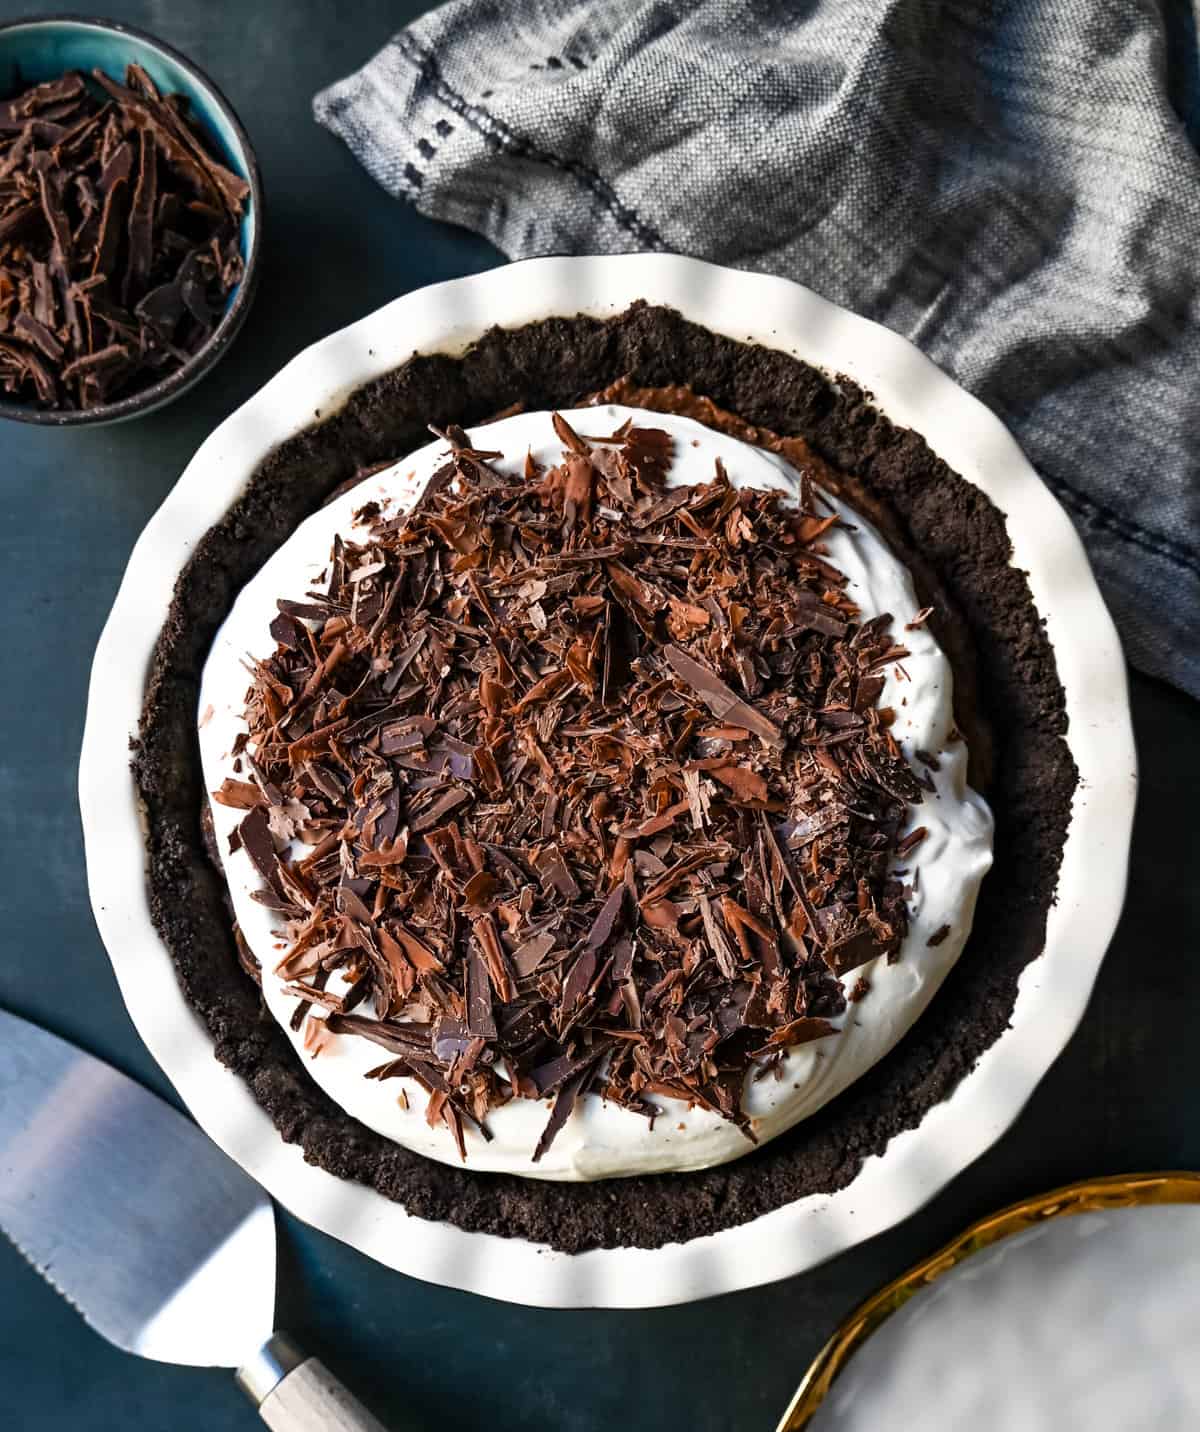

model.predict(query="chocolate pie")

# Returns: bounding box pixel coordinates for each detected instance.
[133,304,1076,1252]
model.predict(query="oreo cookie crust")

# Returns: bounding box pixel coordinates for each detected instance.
[132,303,1076,1254]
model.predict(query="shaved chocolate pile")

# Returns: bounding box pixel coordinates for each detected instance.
[222,413,926,1162]
[0,66,247,410]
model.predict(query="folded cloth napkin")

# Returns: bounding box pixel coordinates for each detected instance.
[315,0,1200,697]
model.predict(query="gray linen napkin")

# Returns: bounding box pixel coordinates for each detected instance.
[315,0,1200,697]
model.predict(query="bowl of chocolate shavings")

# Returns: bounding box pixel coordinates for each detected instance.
[0,15,261,424]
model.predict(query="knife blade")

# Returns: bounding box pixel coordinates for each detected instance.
[0,1007,389,1431]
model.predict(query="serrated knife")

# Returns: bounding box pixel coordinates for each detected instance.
[0,1007,389,1430]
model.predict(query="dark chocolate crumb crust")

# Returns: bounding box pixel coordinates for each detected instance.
[132,303,1077,1254]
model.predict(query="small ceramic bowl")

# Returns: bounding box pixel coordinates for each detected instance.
[0,14,262,426]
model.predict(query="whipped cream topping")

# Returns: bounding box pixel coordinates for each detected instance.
[198,406,994,1181]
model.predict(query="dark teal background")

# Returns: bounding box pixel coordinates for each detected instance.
[1,4,1197,1429]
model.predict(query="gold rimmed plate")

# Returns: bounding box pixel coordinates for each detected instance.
[780,1172,1200,1430]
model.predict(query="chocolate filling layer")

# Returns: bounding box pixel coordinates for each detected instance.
[133,303,1076,1253]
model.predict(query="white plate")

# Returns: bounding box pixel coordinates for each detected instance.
[78,254,1136,1308]
[809,1203,1200,1431]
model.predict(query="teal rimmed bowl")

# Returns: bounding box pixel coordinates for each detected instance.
[0,13,262,425]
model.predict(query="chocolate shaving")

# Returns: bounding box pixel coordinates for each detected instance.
[663,645,784,749]
[465,946,497,1039]
[211,777,264,810]
[821,927,888,977]
[512,930,556,977]
[221,414,929,1157]
[749,1016,837,1057]
[238,806,282,894]
[532,1056,602,1163]
[0,66,247,411]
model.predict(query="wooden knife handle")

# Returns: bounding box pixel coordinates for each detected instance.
[258,1356,388,1432]
[239,1333,389,1432]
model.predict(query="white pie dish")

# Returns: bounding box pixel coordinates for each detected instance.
[78,253,1136,1308]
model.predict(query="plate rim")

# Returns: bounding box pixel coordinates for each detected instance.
[77,252,1137,1308]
